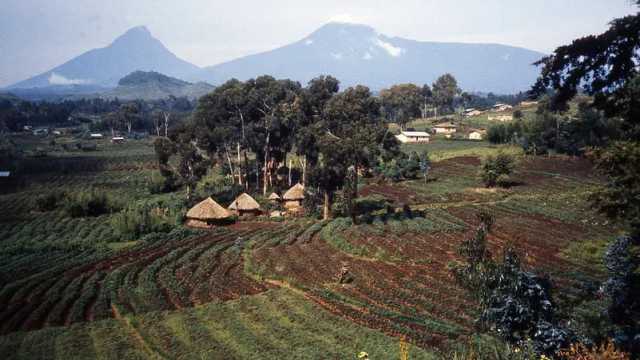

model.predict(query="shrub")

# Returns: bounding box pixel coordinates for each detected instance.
[35,191,66,212]
[64,189,121,217]
[148,170,179,194]
[450,335,538,360]
[195,169,243,204]
[451,211,575,357]
[480,153,514,188]
[559,339,630,360]
[496,174,512,188]
[601,235,640,355]
[111,201,182,240]
[375,151,424,182]
[302,187,323,218]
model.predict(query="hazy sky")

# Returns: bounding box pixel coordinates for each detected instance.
[0,0,637,87]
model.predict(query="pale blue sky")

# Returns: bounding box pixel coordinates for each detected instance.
[0,0,637,87]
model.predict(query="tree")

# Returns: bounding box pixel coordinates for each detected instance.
[420,84,433,118]
[192,79,254,187]
[244,76,301,195]
[451,212,575,357]
[480,153,514,188]
[294,76,340,185]
[532,4,640,354]
[591,142,640,231]
[119,103,140,135]
[531,1,640,121]
[432,74,461,116]
[323,85,395,199]
[419,151,431,183]
[152,126,208,199]
[380,84,422,129]
[310,135,348,220]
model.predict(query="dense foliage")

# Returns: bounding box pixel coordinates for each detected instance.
[479,153,514,188]
[64,189,121,218]
[0,96,194,134]
[451,212,575,357]
[111,199,183,240]
[602,235,640,355]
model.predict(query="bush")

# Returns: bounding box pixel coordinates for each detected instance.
[601,235,640,355]
[451,212,575,357]
[195,169,243,204]
[450,335,538,360]
[35,191,66,212]
[559,339,630,360]
[64,189,121,217]
[302,187,323,218]
[111,200,183,240]
[148,170,179,194]
[480,153,514,188]
[375,151,424,182]
[496,174,512,188]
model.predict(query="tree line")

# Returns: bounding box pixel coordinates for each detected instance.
[0,96,195,134]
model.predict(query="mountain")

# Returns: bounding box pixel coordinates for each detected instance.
[0,92,23,103]
[9,26,200,90]
[194,22,545,94]
[95,71,214,101]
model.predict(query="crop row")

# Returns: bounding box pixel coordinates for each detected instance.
[0,221,329,335]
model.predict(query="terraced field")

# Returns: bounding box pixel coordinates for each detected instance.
[0,138,615,358]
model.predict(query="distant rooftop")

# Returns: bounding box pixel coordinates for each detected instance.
[401,131,431,137]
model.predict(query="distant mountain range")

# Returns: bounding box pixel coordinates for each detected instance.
[7,23,546,99]
[195,23,545,94]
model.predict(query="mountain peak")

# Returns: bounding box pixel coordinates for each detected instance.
[310,22,377,38]
[9,24,200,90]
[111,25,155,46]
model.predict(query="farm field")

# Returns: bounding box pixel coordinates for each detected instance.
[0,136,617,359]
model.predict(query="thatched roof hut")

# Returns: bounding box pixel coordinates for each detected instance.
[228,193,262,216]
[283,183,305,212]
[283,183,305,201]
[268,192,281,201]
[186,197,233,228]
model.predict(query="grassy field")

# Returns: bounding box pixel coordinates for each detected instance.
[0,288,439,359]
[0,133,616,359]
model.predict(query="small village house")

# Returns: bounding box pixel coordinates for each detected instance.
[32,128,48,136]
[185,197,234,228]
[90,133,104,139]
[488,114,513,122]
[492,103,513,112]
[282,183,305,212]
[111,136,125,144]
[519,100,539,107]
[468,130,485,140]
[432,122,457,135]
[395,131,431,144]
[464,108,484,117]
[228,193,262,216]
[268,192,281,202]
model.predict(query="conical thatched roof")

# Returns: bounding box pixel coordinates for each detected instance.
[187,197,232,220]
[283,183,305,200]
[268,192,281,200]
[228,193,261,211]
